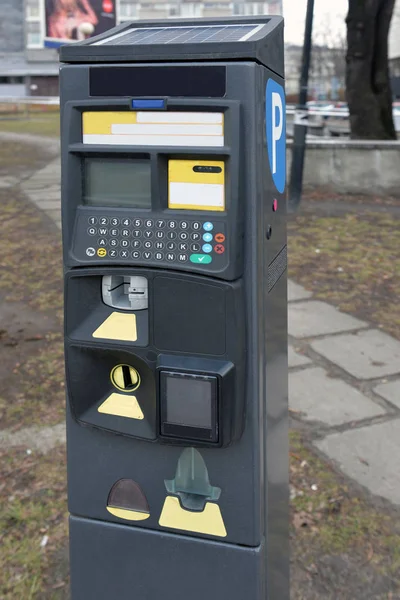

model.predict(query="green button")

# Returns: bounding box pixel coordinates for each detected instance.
[190,254,212,264]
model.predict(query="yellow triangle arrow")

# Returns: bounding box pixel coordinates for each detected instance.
[98,393,144,420]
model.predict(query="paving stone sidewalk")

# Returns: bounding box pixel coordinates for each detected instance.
[2,148,400,511]
[289,280,400,506]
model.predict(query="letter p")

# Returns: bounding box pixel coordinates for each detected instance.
[272,92,283,175]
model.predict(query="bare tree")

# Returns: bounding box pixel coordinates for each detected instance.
[346,0,397,139]
[305,13,347,100]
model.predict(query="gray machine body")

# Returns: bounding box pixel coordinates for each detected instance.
[60,16,288,600]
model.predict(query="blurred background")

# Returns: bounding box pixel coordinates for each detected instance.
[0,1,399,599]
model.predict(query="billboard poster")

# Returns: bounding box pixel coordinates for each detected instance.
[44,0,116,48]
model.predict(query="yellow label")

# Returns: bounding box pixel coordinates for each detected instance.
[92,312,137,342]
[82,111,224,147]
[106,506,150,521]
[83,112,138,135]
[168,160,225,211]
[98,393,144,420]
[159,496,227,537]
[168,160,225,185]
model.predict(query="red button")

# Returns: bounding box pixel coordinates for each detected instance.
[215,233,225,243]
[215,244,225,254]
[273,199,278,212]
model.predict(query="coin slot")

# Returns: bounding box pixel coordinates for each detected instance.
[111,364,141,392]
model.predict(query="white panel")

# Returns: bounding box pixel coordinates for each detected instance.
[169,182,224,208]
[136,112,223,124]
[83,134,224,147]
[111,123,223,136]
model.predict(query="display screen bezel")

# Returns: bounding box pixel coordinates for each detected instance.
[159,371,219,443]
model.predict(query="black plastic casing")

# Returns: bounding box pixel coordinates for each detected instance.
[61,16,288,600]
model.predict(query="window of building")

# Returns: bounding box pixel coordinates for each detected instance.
[26,0,43,48]
[27,21,41,47]
[233,2,271,15]
[267,1,281,14]
[26,0,40,19]
[0,76,25,84]
[119,0,139,18]
[179,3,204,17]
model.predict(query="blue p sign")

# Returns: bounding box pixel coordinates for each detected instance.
[266,79,286,194]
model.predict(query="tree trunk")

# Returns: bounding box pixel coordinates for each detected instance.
[346,0,397,139]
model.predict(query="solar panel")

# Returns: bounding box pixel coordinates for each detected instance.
[93,24,264,46]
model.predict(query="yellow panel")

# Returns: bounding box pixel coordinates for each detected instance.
[83,111,138,135]
[107,506,150,521]
[159,496,227,538]
[168,160,225,185]
[168,160,225,211]
[92,312,137,342]
[167,201,225,212]
[98,393,144,420]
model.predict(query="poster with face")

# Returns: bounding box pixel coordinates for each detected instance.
[44,0,116,47]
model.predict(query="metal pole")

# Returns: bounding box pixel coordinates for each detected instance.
[288,0,315,212]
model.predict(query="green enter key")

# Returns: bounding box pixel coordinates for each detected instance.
[190,254,212,264]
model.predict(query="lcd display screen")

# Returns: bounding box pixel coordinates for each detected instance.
[165,374,213,429]
[83,158,151,208]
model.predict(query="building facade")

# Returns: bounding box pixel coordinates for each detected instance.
[285,43,346,101]
[0,0,282,97]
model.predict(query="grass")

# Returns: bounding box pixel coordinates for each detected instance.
[0,187,64,428]
[0,140,55,178]
[288,211,400,340]
[0,112,60,139]
[290,431,400,585]
[0,446,68,600]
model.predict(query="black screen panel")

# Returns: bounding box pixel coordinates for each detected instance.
[90,66,226,98]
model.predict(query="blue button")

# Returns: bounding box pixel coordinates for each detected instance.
[203,232,213,242]
[202,244,212,253]
[203,222,214,232]
[131,99,165,109]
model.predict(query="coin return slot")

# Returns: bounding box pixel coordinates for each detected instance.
[111,365,141,392]
[102,275,148,311]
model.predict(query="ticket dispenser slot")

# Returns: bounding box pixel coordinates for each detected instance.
[61,16,288,600]
[102,275,148,311]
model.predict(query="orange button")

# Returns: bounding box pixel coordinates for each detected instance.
[214,244,225,255]
[215,233,225,243]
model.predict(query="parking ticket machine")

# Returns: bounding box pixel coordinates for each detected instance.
[60,16,288,600]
